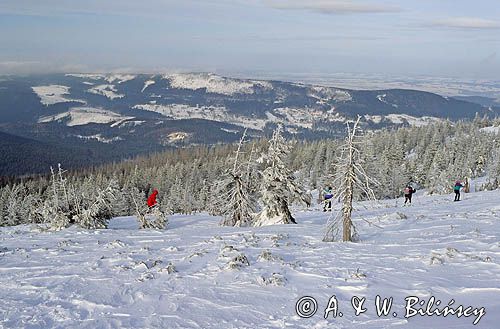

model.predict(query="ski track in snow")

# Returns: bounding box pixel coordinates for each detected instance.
[0,190,499,328]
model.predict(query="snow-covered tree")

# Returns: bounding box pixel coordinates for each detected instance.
[254,125,308,226]
[324,117,377,242]
[130,187,168,229]
[72,179,118,229]
[40,165,118,230]
[215,130,257,226]
[44,165,72,230]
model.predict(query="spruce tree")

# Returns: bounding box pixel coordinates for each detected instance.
[216,130,257,227]
[254,125,307,226]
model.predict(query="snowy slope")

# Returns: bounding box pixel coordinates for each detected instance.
[38,107,134,127]
[32,85,85,106]
[1,189,499,328]
[133,103,347,131]
[88,84,124,100]
[165,73,273,95]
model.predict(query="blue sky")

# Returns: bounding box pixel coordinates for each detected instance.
[0,0,499,78]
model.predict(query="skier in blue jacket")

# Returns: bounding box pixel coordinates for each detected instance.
[323,186,334,212]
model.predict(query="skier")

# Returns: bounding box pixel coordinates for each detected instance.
[147,189,158,208]
[323,186,333,212]
[404,185,415,205]
[453,181,463,201]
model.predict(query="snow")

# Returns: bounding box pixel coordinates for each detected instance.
[133,103,268,130]
[38,107,134,127]
[386,114,442,127]
[377,93,399,108]
[220,128,240,134]
[76,134,124,144]
[1,188,499,328]
[117,120,145,128]
[141,80,156,92]
[66,73,136,84]
[480,126,500,134]
[364,114,383,124]
[133,103,349,131]
[65,73,105,80]
[32,85,85,106]
[308,86,352,103]
[272,107,346,129]
[88,84,125,100]
[104,74,136,84]
[165,73,272,95]
[166,132,190,142]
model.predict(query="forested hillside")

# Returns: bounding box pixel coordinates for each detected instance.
[1,73,497,176]
[1,118,500,227]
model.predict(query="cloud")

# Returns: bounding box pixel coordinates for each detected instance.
[432,17,500,29]
[0,60,90,75]
[265,0,401,15]
[0,0,243,17]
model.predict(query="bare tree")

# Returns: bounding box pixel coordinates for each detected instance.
[324,116,377,242]
[216,129,257,226]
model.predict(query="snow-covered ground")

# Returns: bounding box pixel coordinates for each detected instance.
[75,134,124,144]
[133,103,349,131]
[66,74,136,84]
[363,114,443,127]
[87,84,124,100]
[32,85,85,106]
[38,107,134,127]
[1,190,499,328]
[141,80,156,93]
[165,73,273,95]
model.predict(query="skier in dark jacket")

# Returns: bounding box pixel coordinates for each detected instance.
[453,181,463,201]
[404,185,415,204]
[323,186,333,212]
[147,189,158,208]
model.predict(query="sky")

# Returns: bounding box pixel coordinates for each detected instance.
[0,0,499,79]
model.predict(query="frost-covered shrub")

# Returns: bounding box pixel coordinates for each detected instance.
[257,273,287,286]
[130,187,168,229]
[227,254,250,270]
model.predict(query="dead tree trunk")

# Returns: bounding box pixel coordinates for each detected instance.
[324,116,376,242]
[342,119,357,242]
[343,159,354,242]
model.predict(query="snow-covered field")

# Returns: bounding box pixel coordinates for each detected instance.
[1,190,499,328]
[32,85,85,106]
[38,107,134,127]
[133,103,349,131]
[87,85,124,100]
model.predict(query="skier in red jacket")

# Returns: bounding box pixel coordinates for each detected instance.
[147,189,158,208]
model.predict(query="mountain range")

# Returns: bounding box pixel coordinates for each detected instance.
[0,72,498,176]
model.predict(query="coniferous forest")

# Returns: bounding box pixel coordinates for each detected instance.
[1,118,499,228]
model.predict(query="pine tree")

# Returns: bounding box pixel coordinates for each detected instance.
[72,179,118,229]
[254,125,307,226]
